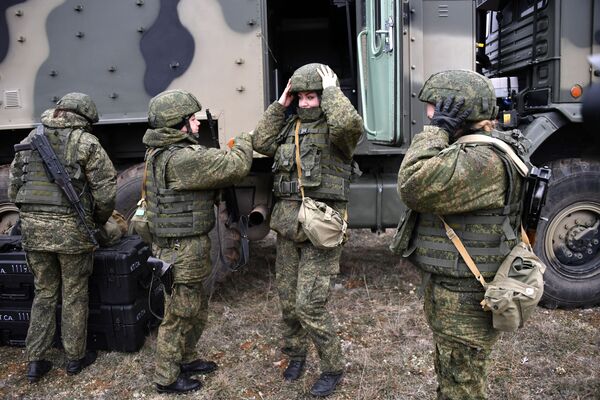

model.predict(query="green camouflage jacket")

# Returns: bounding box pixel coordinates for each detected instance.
[398,125,509,215]
[9,110,117,253]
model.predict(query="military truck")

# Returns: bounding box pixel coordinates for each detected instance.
[0,0,598,308]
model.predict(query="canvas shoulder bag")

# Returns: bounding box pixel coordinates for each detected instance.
[440,217,546,332]
[130,151,154,244]
[293,120,347,249]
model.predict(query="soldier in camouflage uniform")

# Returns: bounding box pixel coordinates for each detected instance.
[397,70,528,399]
[253,64,363,397]
[8,93,117,383]
[143,89,253,394]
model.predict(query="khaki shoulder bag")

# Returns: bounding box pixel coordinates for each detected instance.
[440,217,546,332]
[293,120,347,249]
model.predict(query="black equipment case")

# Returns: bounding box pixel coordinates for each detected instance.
[0,235,163,352]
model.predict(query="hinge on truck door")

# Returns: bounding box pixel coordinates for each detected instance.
[402,1,410,26]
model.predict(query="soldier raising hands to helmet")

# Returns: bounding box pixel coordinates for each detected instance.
[253,64,363,397]
[143,90,253,394]
[397,70,530,399]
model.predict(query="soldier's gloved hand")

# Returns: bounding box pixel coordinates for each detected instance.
[317,65,338,89]
[430,96,472,137]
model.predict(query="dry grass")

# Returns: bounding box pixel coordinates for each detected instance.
[0,230,598,399]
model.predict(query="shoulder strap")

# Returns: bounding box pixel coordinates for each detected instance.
[293,120,305,199]
[438,216,487,287]
[456,134,529,177]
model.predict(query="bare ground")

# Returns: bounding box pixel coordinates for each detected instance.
[0,230,599,400]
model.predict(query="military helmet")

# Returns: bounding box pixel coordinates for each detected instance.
[289,63,338,93]
[56,92,99,123]
[148,89,202,128]
[419,69,498,121]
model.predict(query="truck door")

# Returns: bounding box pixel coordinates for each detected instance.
[357,0,399,144]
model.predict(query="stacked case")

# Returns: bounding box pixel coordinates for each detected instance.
[0,235,163,352]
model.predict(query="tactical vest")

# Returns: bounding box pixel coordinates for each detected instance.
[408,131,525,279]
[15,127,91,215]
[146,145,216,238]
[272,116,353,201]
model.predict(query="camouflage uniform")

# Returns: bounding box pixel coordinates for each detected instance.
[8,103,116,362]
[253,80,362,374]
[143,90,253,386]
[397,70,525,399]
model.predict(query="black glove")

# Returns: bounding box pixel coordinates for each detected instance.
[430,96,472,137]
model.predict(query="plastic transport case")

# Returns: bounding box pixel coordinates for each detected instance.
[0,235,162,351]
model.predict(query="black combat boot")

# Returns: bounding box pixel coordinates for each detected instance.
[156,375,202,394]
[180,359,218,375]
[27,360,52,383]
[66,350,97,375]
[310,372,343,397]
[283,359,305,382]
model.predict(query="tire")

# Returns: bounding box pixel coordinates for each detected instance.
[0,164,20,234]
[115,163,238,293]
[534,158,600,308]
[116,163,145,220]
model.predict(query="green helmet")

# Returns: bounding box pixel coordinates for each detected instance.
[419,69,498,121]
[289,63,338,93]
[147,89,202,128]
[56,92,99,123]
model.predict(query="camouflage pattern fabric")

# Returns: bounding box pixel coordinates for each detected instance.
[9,109,117,253]
[253,86,363,159]
[276,234,344,373]
[253,85,362,375]
[152,236,211,386]
[424,277,499,400]
[418,70,498,122]
[398,125,508,215]
[143,125,253,386]
[397,123,524,399]
[25,251,94,362]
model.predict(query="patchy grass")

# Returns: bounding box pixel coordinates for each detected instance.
[0,230,598,399]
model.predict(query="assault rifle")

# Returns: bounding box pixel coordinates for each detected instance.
[205,110,249,270]
[14,125,99,246]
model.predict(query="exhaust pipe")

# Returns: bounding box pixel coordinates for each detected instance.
[247,204,270,240]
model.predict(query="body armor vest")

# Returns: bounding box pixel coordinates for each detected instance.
[15,127,91,215]
[272,116,353,201]
[408,132,526,278]
[146,145,215,238]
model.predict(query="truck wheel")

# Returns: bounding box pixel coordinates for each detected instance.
[115,162,238,293]
[116,163,145,220]
[0,164,19,234]
[534,158,600,308]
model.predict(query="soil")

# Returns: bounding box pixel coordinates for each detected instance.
[1,230,599,399]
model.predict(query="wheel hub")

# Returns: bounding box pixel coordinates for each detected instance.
[548,203,600,269]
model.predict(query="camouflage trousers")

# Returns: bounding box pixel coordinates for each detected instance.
[152,235,211,386]
[275,235,344,374]
[423,275,500,400]
[25,251,93,361]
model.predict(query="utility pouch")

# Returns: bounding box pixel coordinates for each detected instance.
[131,198,152,244]
[298,197,347,249]
[389,208,417,256]
[440,217,546,332]
[481,238,546,331]
[130,154,153,244]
